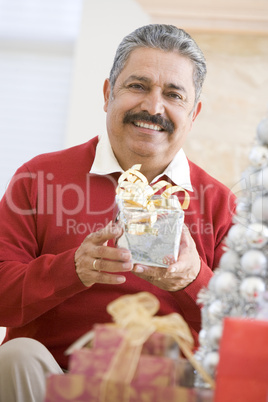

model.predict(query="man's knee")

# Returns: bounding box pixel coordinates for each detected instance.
[0,338,63,402]
[0,337,56,371]
[1,337,44,360]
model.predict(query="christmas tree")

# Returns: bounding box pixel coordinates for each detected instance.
[194,113,268,387]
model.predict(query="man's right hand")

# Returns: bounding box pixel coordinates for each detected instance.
[74,221,133,287]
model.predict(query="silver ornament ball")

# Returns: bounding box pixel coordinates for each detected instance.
[257,117,268,144]
[235,199,251,219]
[207,324,223,350]
[248,145,268,168]
[240,276,266,301]
[198,329,207,347]
[252,196,268,223]
[214,271,238,296]
[226,224,247,253]
[203,351,220,376]
[245,223,268,248]
[207,274,217,292]
[240,249,267,276]
[219,249,240,271]
[208,299,224,321]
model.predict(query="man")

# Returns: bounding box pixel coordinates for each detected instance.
[0,24,236,401]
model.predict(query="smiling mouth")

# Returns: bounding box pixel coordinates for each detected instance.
[123,111,174,135]
[133,121,163,131]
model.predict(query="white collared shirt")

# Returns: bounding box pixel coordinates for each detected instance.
[90,133,193,191]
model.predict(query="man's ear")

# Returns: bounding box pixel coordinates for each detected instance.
[103,78,111,112]
[192,101,202,122]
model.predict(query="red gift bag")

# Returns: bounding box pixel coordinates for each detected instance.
[215,317,268,402]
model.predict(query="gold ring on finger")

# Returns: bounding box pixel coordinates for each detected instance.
[93,259,98,271]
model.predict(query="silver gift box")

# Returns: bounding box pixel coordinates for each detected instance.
[116,195,184,268]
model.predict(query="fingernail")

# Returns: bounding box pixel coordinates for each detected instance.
[169,267,176,273]
[121,252,131,260]
[122,262,133,270]
[135,265,144,273]
[116,276,126,283]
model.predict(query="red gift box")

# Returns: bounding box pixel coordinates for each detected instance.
[215,317,268,402]
[45,292,214,402]
[45,325,214,402]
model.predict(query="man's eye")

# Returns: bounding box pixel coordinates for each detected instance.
[168,93,183,100]
[128,83,144,90]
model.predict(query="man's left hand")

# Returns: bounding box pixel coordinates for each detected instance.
[132,224,201,291]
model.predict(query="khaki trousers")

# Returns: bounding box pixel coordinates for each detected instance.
[0,338,63,402]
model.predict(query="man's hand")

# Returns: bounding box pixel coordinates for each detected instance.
[74,221,133,286]
[132,224,201,291]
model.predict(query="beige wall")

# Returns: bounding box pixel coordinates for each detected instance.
[183,32,268,190]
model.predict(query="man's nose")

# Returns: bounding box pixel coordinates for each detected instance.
[140,89,165,115]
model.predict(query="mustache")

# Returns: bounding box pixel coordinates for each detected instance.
[123,111,174,134]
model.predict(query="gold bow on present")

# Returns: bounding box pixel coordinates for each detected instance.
[65,292,215,401]
[116,165,190,236]
[116,164,190,211]
[100,292,215,400]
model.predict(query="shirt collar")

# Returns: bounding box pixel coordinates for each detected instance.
[90,132,193,191]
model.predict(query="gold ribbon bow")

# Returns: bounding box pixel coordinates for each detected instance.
[116,164,190,211]
[100,292,215,400]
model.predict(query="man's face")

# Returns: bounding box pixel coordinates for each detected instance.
[103,47,201,172]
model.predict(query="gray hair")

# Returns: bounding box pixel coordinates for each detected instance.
[109,24,207,104]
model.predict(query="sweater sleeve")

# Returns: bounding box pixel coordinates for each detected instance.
[0,165,86,327]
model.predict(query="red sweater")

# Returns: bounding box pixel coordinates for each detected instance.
[0,137,236,368]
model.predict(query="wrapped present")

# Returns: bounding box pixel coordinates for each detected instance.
[115,164,189,267]
[215,317,268,402]
[45,292,215,402]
